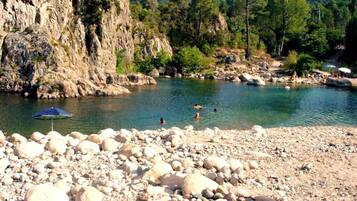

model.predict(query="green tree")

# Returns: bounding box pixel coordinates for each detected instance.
[261,0,310,56]
[345,15,357,64]
[188,0,220,44]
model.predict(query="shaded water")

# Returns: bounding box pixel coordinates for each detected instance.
[0,78,356,135]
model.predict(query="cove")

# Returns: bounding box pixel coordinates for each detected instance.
[0,78,356,136]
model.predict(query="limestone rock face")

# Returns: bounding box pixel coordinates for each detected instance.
[0,0,155,99]
[133,22,173,58]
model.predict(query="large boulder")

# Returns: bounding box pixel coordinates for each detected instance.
[182,173,219,197]
[239,73,253,82]
[247,77,266,86]
[325,77,353,88]
[149,68,160,78]
[25,184,69,201]
[15,141,44,159]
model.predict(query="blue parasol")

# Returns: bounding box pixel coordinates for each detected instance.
[33,107,72,131]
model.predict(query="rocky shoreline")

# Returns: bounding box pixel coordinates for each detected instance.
[0,126,356,201]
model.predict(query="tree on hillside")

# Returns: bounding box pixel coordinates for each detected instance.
[188,0,220,44]
[345,15,357,64]
[261,0,310,56]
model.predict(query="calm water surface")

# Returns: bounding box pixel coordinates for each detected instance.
[0,78,356,135]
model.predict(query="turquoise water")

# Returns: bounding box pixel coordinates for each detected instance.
[0,78,356,135]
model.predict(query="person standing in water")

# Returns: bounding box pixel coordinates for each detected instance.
[194,112,200,120]
[160,117,166,125]
[214,108,217,112]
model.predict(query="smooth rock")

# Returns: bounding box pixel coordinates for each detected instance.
[239,73,253,82]
[11,133,27,144]
[15,142,44,159]
[228,159,243,172]
[101,138,119,151]
[248,160,259,169]
[46,139,67,155]
[143,146,157,158]
[0,158,10,172]
[0,131,5,145]
[47,131,64,140]
[98,128,117,139]
[76,141,100,154]
[75,186,104,201]
[182,173,219,197]
[203,156,229,170]
[247,77,266,86]
[254,196,276,201]
[87,134,103,144]
[25,184,69,201]
[70,132,87,141]
[31,132,45,142]
[160,173,185,189]
[118,144,140,157]
[144,161,173,184]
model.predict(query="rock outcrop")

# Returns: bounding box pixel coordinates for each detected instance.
[0,0,156,99]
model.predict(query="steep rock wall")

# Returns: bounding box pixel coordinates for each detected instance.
[0,0,155,98]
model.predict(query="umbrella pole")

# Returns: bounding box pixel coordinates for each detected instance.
[51,119,53,131]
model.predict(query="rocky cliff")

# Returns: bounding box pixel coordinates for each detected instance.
[0,0,156,99]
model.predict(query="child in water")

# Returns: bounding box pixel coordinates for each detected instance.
[194,112,200,120]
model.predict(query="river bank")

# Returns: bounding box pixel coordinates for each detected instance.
[0,126,356,201]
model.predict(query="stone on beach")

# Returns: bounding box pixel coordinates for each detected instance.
[204,156,229,170]
[25,184,69,201]
[76,141,100,154]
[11,133,27,144]
[144,161,173,184]
[98,128,117,139]
[160,172,185,190]
[117,144,141,157]
[46,139,67,154]
[47,131,64,140]
[0,158,10,172]
[87,134,103,144]
[101,138,119,151]
[75,186,104,201]
[15,142,44,158]
[0,131,5,145]
[70,132,87,141]
[182,173,219,197]
[31,132,45,142]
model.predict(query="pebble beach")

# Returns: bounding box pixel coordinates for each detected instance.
[0,126,356,201]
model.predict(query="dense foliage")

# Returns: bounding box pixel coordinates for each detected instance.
[130,0,357,74]
[173,47,212,73]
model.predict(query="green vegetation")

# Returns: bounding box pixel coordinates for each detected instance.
[345,15,357,68]
[130,0,356,75]
[134,50,172,74]
[294,54,322,77]
[173,46,212,73]
[116,49,136,74]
